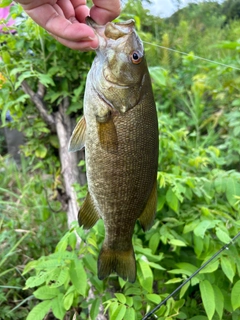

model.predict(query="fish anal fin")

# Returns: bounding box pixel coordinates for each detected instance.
[68,116,86,152]
[78,192,99,229]
[97,119,118,152]
[138,180,157,231]
[98,245,136,283]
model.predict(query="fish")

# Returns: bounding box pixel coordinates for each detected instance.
[69,17,159,283]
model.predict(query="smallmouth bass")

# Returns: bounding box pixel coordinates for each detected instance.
[69,18,159,282]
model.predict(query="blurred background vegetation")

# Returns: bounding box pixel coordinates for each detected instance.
[0,0,240,319]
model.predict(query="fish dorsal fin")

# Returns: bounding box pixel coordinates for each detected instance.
[138,180,157,231]
[78,192,99,229]
[68,116,86,152]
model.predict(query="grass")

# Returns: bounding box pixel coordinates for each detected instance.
[0,155,67,319]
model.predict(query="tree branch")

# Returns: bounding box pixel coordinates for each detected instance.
[21,80,56,132]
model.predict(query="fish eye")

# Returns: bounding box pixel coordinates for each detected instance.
[131,51,142,64]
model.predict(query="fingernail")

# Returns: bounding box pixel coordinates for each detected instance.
[89,35,99,50]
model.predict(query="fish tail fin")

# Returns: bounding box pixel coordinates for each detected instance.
[98,245,136,283]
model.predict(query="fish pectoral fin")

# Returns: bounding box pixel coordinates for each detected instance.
[138,180,157,231]
[68,116,86,152]
[98,245,136,283]
[78,192,99,229]
[97,118,118,152]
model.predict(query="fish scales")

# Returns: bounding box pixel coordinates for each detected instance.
[69,18,159,282]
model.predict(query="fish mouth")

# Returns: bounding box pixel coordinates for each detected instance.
[86,17,135,41]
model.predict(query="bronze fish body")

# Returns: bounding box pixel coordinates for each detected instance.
[69,18,159,282]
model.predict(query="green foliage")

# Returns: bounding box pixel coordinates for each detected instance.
[1,1,240,319]
[0,156,67,319]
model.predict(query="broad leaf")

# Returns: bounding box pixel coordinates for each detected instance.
[199,280,215,320]
[221,256,236,282]
[26,300,52,320]
[111,304,126,320]
[69,259,87,296]
[213,285,224,319]
[51,294,65,320]
[33,286,59,300]
[231,280,240,310]
[90,297,101,320]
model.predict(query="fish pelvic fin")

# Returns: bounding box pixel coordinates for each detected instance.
[78,192,99,229]
[68,116,86,152]
[98,245,136,283]
[97,118,118,153]
[138,180,157,231]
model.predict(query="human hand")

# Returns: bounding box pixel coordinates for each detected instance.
[18,0,121,50]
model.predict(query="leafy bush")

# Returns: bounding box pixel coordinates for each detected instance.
[1,1,240,319]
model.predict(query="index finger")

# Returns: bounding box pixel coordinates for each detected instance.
[24,3,95,41]
[90,0,121,25]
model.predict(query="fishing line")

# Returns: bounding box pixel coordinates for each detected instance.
[143,41,240,71]
[142,231,240,320]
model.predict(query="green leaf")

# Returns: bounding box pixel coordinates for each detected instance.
[114,293,126,305]
[221,256,236,282]
[68,232,77,250]
[25,272,48,288]
[125,296,133,307]
[199,280,215,320]
[90,297,101,320]
[108,301,118,317]
[226,178,240,208]
[111,304,127,320]
[179,281,190,299]
[63,292,74,310]
[138,259,153,292]
[216,227,231,244]
[146,294,161,304]
[183,220,200,234]
[176,263,198,274]
[231,280,240,310]
[33,286,59,300]
[49,135,59,149]
[0,0,12,8]
[149,232,160,254]
[51,294,65,320]
[14,72,34,90]
[165,277,182,284]
[38,74,55,87]
[193,235,203,257]
[149,66,167,86]
[26,300,52,320]
[124,307,135,320]
[166,188,179,213]
[213,285,224,319]
[169,239,187,247]
[50,267,69,288]
[35,145,48,158]
[69,259,87,296]
[199,260,219,274]
[194,220,212,238]
[147,261,165,270]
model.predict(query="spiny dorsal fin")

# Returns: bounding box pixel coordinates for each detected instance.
[68,116,86,152]
[138,180,157,231]
[78,192,99,229]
